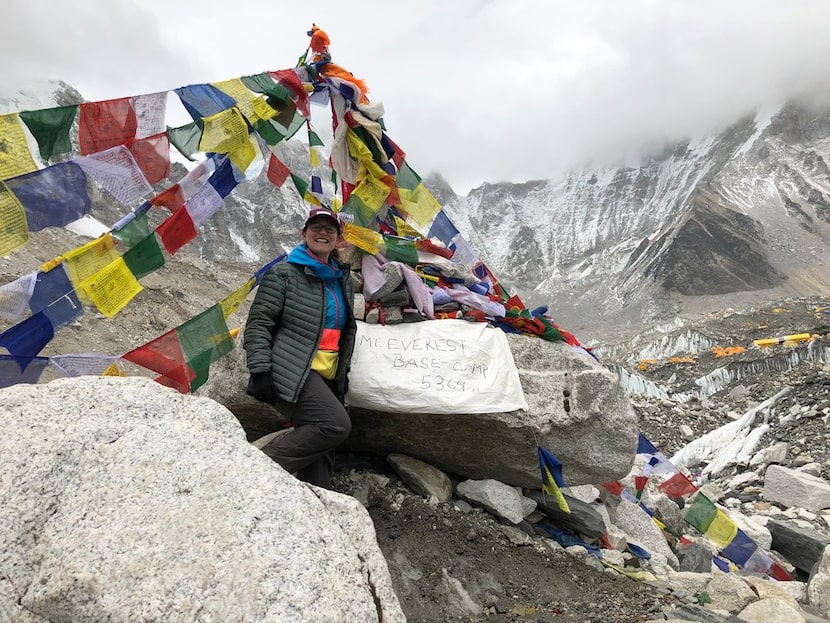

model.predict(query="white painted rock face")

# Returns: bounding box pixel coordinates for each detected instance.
[0,376,404,623]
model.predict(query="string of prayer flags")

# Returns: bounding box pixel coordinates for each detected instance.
[76,146,153,205]
[78,97,138,155]
[0,181,29,257]
[18,105,78,162]
[0,311,54,360]
[29,264,83,330]
[538,446,571,513]
[4,162,91,231]
[0,354,50,388]
[122,303,232,393]
[174,84,236,121]
[0,114,40,180]
[78,258,143,318]
[0,272,37,321]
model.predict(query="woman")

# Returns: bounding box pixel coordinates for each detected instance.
[243,207,356,489]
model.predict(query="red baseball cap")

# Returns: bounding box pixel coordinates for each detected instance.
[304,207,341,232]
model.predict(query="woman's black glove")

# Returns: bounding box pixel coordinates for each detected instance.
[247,372,276,404]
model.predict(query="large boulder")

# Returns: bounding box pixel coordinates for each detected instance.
[0,377,404,623]
[203,322,638,488]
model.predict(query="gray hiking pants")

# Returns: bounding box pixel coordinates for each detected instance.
[263,371,351,489]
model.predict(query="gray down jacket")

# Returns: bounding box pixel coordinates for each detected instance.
[243,258,356,403]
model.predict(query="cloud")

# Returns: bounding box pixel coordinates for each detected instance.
[3,0,830,194]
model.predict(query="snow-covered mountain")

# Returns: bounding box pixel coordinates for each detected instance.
[4,82,829,338]
[441,102,830,336]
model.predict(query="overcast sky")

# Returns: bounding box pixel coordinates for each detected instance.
[3,0,830,194]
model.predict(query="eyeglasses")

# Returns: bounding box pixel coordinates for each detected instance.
[307,223,339,234]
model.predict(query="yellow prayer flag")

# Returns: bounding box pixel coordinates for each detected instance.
[62,233,119,291]
[229,327,240,339]
[332,197,342,211]
[309,145,321,168]
[78,257,143,318]
[346,129,373,165]
[38,256,65,272]
[542,466,571,513]
[212,79,257,121]
[199,108,250,155]
[705,510,738,549]
[352,175,391,213]
[342,222,383,255]
[0,113,38,181]
[0,180,29,256]
[228,135,257,173]
[219,278,255,320]
[398,183,441,228]
[394,215,424,239]
[251,96,279,122]
[102,363,127,377]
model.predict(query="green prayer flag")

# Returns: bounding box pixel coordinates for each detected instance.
[395,160,422,190]
[253,118,284,146]
[176,304,232,392]
[241,73,294,110]
[122,232,166,279]
[683,493,718,533]
[271,106,305,141]
[382,236,419,266]
[308,128,325,147]
[167,121,202,161]
[111,211,151,250]
[19,105,77,161]
[342,192,375,228]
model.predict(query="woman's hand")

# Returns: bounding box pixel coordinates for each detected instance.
[247,372,276,404]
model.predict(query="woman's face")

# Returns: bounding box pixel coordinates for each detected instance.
[302,218,340,260]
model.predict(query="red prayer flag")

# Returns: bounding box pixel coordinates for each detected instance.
[601,481,624,496]
[269,69,310,117]
[151,184,185,212]
[122,330,195,393]
[266,153,291,187]
[156,207,197,254]
[78,97,138,155]
[769,563,793,582]
[657,472,698,498]
[341,180,355,204]
[127,133,171,184]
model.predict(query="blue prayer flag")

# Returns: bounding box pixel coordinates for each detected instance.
[174,84,236,121]
[29,265,83,330]
[0,354,50,388]
[5,163,90,231]
[208,156,241,198]
[427,210,460,246]
[720,528,757,567]
[0,312,54,361]
[637,433,660,455]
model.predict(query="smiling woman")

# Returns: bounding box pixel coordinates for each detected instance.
[242,206,356,490]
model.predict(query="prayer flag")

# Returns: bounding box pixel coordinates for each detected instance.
[268,69,310,117]
[212,78,257,121]
[207,156,240,199]
[50,354,122,378]
[174,84,236,120]
[720,528,757,568]
[78,97,137,155]
[0,354,50,388]
[637,434,660,455]
[131,91,168,139]
[126,133,171,184]
[658,472,698,498]
[176,304,233,391]
[156,207,197,255]
[79,258,143,318]
[0,271,37,321]
[185,182,224,228]
[199,108,252,160]
[167,121,202,161]
[538,446,571,513]
[4,162,91,231]
[122,329,194,394]
[342,222,383,255]
[0,311,54,360]
[601,481,624,496]
[382,237,419,266]
[705,510,738,549]
[219,278,255,320]
[19,105,77,161]
[29,264,83,330]
[0,113,39,180]
[395,160,422,191]
[76,146,153,205]
[634,475,649,500]
[62,234,119,289]
[400,184,441,229]
[266,153,291,187]
[0,181,29,256]
[122,232,166,279]
[426,209,460,246]
[111,208,152,250]
[150,184,186,212]
[242,73,294,110]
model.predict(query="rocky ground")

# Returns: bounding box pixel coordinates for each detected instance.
[3,230,830,622]
[331,295,830,623]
